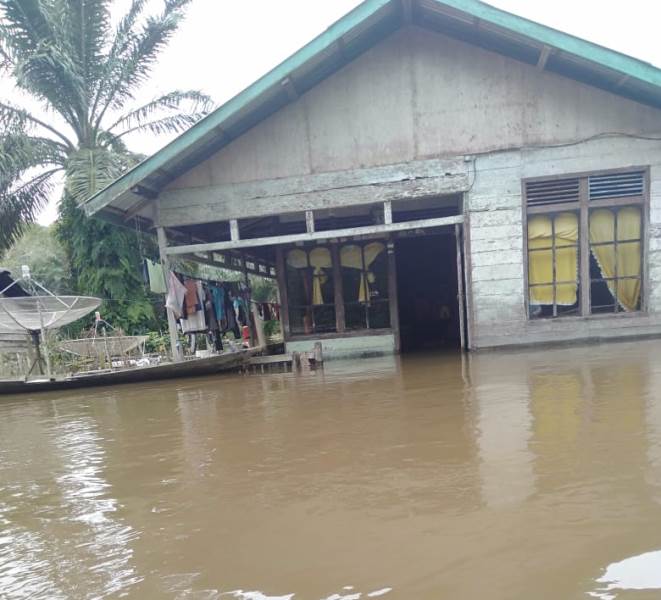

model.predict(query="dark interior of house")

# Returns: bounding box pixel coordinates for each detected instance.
[395,232,461,352]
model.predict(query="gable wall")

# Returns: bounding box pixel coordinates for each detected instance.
[167,26,661,191]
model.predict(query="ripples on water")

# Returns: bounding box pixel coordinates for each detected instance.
[2,342,661,598]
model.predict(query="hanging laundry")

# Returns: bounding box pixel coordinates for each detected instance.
[181,281,207,333]
[166,272,187,318]
[146,259,166,294]
[204,288,216,329]
[210,285,226,323]
[224,292,240,338]
[184,279,200,314]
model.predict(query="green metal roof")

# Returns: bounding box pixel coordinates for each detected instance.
[83,0,661,221]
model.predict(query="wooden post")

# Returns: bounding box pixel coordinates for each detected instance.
[242,252,255,347]
[157,227,182,362]
[251,301,267,350]
[331,243,345,333]
[230,219,240,241]
[455,223,466,352]
[383,200,393,225]
[313,341,323,364]
[275,247,291,340]
[387,240,401,353]
[579,178,590,316]
[305,210,315,233]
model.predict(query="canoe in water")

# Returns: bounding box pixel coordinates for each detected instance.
[0,349,255,396]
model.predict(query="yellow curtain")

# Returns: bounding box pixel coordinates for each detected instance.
[589,207,641,311]
[340,243,385,302]
[528,213,578,306]
[309,247,332,305]
[286,249,308,269]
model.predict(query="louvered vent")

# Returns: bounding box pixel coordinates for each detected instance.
[526,178,580,207]
[589,171,644,200]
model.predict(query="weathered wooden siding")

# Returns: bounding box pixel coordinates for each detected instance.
[468,136,661,349]
[165,26,661,193]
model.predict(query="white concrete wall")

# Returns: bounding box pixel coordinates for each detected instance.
[166,26,661,191]
[468,136,661,349]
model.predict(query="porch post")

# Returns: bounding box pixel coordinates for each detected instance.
[275,247,291,340]
[157,227,182,362]
[241,252,255,347]
[331,243,345,333]
[387,239,401,353]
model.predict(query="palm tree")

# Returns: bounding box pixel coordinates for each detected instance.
[0,0,212,329]
[0,0,212,247]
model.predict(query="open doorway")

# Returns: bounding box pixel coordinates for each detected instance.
[395,231,464,352]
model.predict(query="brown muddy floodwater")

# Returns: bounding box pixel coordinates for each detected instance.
[3,342,661,599]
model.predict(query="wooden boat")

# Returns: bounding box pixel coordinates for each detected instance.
[0,348,256,396]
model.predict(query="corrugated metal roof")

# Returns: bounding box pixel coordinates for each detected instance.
[83,0,661,222]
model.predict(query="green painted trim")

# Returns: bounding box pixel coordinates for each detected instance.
[84,0,661,217]
[438,0,661,85]
[82,0,393,216]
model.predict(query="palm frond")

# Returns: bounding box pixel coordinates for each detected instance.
[64,146,139,205]
[88,0,147,121]
[0,131,67,179]
[0,99,75,150]
[0,168,59,252]
[67,0,111,88]
[91,0,192,130]
[108,89,213,135]
[0,0,87,136]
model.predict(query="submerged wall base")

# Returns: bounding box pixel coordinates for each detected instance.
[286,333,396,360]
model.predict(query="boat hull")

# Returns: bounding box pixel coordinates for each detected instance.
[0,350,254,395]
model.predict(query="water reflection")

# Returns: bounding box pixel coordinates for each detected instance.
[2,342,661,598]
[471,354,536,508]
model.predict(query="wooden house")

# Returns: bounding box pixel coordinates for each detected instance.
[82,0,661,358]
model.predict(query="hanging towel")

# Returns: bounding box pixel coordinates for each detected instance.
[146,259,166,294]
[166,272,187,318]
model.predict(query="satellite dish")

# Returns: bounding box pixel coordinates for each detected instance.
[0,296,102,333]
[0,270,101,380]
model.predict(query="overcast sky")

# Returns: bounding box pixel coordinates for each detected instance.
[10,0,661,224]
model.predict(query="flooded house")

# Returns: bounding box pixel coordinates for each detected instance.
[82,0,661,358]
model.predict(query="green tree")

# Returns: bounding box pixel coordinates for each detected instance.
[0,0,212,330]
[1,223,70,293]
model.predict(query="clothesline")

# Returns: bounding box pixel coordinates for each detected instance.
[172,271,246,288]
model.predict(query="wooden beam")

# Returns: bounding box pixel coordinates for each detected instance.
[331,243,345,333]
[305,210,315,233]
[579,178,591,316]
[165,215,464,256]
[281,77,299,101]
[383,200,393,225]
[158,157,468,227]
[387,240,400,353]
[123,195,155,222]
[230,219,240,241]
[275,247,291,340]
[537,45,552,70]
[455,223,466,352]
[179,252,277,279]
